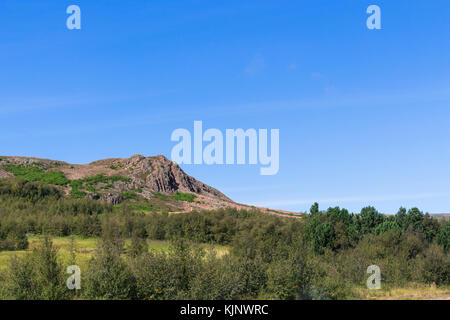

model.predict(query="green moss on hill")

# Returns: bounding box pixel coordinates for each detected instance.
[4,165,69,186]
[173,192,196,202]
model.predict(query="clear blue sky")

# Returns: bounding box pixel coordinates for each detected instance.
[1,0,450,214]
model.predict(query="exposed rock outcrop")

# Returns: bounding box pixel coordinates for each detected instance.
[126,154,230,200]
[103,193,123,205]
[0,168,12,179]
[86,194,100,201]
[91,154,230,201]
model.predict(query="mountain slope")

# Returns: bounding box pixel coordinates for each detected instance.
[0,154,302,217]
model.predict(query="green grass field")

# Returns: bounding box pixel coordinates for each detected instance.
[1,236,448,300]
[0,236,229,270]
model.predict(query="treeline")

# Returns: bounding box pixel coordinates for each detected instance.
[304,204,449,254]
[302,204,450,295]
[0,179,295,245]
[0,178,449,299]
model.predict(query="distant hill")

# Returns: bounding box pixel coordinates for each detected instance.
[0,154,302,218]
[431,214,450,220]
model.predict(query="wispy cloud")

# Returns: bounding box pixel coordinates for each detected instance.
[311,72,326,79]
[2,86,450,138]
[244,54,265,75]
[288,63,297,70]
[0,91,174,116]
[220,184,294,193]
[252,192,450,208]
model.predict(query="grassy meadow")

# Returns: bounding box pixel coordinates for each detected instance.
[0,236,229,271]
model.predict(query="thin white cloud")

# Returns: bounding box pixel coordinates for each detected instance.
[251,192,450,208]
[221,184,294,193]
[0,91,174,116]
[244,54,265,74]
[2,86,450,138]
[311,72,325,79]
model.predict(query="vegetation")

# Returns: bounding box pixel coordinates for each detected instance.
[173,192,196,202]
[5,165,69,186]
[69,174,131,198]
[0,180,449,300]
[122,192,137,200]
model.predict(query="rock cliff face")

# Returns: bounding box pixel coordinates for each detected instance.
[91,154,231,201]
[0,168,12,179]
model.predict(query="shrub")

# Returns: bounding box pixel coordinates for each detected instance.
[122,192,137,200]
[5,237,69,300]
[415,244,450,285]
[173,192,196,202]
[84,233,136,299]
[437,220,450,252]
[5,165,69,186]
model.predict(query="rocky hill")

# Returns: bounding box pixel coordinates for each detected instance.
[0,154,302,217]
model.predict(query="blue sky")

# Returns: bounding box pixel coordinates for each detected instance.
[1,0,450,214]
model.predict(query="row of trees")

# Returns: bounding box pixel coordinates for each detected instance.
[1,224,449,300]
[304,203,449,254]
[0,179,449,299]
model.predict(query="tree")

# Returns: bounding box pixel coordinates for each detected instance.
[32,236,69,300]
[310,202,319,215]
[326,207,351,225]
[304,217,335,254]
[128,233,148,258]
[374,216,400,235]
[265,246,313,300]
[437,220,450,253]
[6,236,68,300]
[84,235,136,299]
[359,206,384,234]
[406,207,425,232]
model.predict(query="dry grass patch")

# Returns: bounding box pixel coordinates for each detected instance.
[354,283,450,300]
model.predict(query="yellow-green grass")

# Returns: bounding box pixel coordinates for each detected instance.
[352,283,450,300]
[0,236,230,270]
[0,250,28,269]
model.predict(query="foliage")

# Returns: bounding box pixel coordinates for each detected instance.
[69,174,131,198]
[0,180,449,300]
[437,220,450,253]
[5,165,69,186]
[122,192,137,200]
[4,237,69,300]
[173,192,196,202]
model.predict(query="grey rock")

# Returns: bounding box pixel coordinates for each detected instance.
[86,194,100,200]
[103,193,123,205]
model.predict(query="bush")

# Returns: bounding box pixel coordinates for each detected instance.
[264,250,312,299]
[5,165,69,186]
[173,192,196,202]
[5,237,69,300]
[415,244,450,285]
[303,216,335,254]
[84,235,136,299]
[437,220,450,252]
[189,254,255,300]
[0,230,28,251]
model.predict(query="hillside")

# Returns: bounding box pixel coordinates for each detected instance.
[1,155,449,301]
[0,154,301,217]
